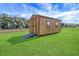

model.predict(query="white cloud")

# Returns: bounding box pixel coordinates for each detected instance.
[63,3,79,11]
[22,4,60,18]
[52,10,79,23]
[52,10,79,18]
[22,4,30,11]
[2,11,19,15]
[3,11,11,15]
[19,13,31,17]
[19,13,27,17]
[21,3,79,23]
[38,3,53,11]
[19,13,32,19]
[23,4,27,8]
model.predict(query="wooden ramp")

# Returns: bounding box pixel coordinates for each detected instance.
[22,33,36,39]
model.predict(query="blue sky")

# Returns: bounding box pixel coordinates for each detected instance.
[0,3,79,23]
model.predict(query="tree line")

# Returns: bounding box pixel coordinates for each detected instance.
[62,23,79,28]
[0,13,29,29]
[0,13,79,30]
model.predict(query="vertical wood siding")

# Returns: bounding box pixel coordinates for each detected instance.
[29,15,61,35]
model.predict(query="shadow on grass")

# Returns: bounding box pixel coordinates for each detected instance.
[7,33,56,45]
[7,36,38,45]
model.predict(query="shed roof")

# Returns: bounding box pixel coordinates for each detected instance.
[30,14,61,21]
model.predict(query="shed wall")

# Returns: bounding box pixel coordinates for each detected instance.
[29,17,40,35]
[29,16,61,35]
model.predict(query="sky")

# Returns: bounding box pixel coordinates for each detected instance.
[0,3,79,23]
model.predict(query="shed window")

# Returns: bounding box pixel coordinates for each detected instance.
[56,22,58,25]
[56,22,58,27]
[46,20,50,29]
[47,21,50,26]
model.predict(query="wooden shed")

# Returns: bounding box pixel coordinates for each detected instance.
[29,15,61,36]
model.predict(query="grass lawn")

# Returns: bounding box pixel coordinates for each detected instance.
[0,28,79,56]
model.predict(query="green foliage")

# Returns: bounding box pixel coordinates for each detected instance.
[0,28,79,56]
[0,13,28,29]
[62,23,79,28]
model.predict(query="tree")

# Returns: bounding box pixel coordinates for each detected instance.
[0,13,28,29]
